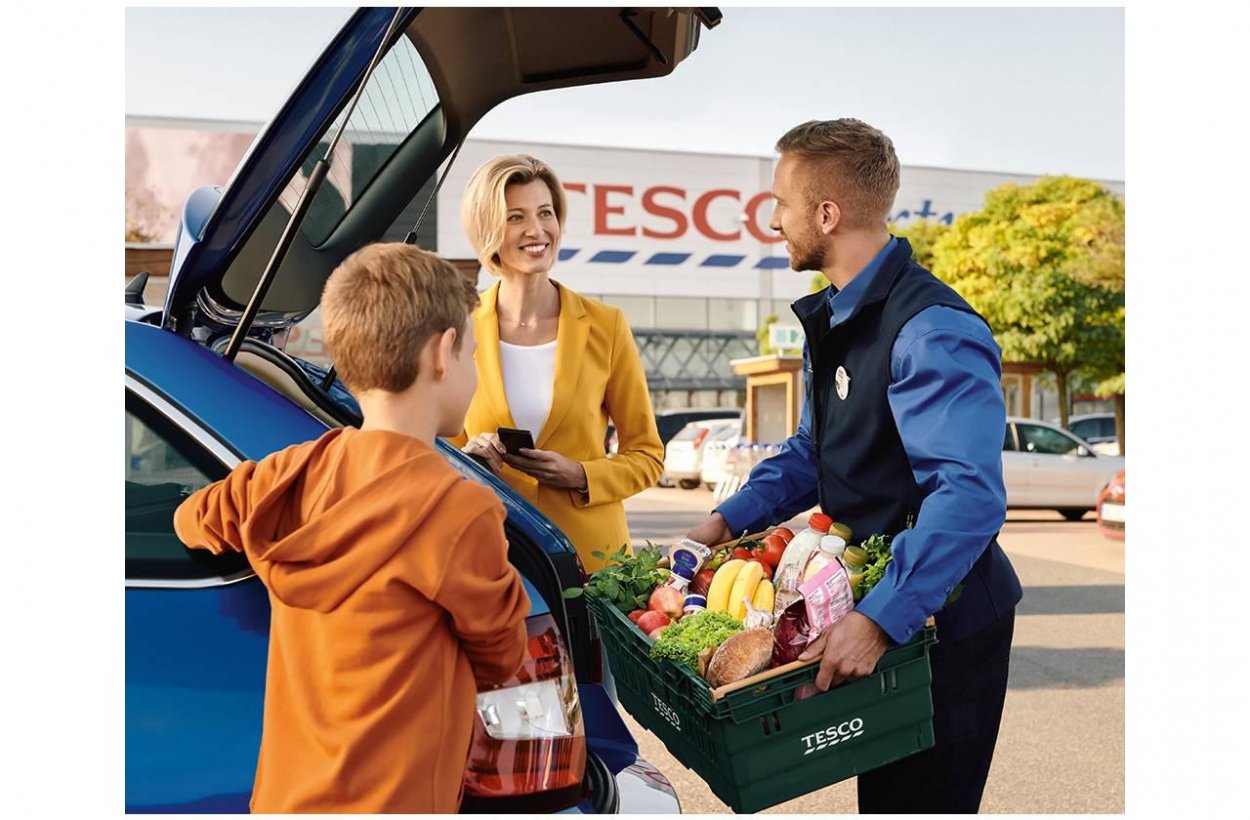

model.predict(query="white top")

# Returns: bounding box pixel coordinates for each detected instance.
[498,339,557,441]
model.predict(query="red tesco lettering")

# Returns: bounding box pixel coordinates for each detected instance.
[562,182,782,243]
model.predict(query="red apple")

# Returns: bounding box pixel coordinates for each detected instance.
[689,569,716,598]
[636,610,671,635]
[648,585,685,617]
[648,625,670,640]
[627,609,647,624]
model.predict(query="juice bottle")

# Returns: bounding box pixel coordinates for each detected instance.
[840,544,871,600]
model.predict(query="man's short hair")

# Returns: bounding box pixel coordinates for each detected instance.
[775,119,901,228]
[321,243,480,393]
[460,153,568,278]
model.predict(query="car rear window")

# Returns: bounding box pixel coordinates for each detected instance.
[282,34,441,246]
[1071,416,1116,440]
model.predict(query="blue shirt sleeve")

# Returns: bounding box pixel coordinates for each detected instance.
[714,343,820,536]
[854,306,1009,644]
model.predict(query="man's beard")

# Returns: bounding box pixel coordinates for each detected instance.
[786,228,826,273]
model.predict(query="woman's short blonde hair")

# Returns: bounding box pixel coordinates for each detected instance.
[460,154,568,277]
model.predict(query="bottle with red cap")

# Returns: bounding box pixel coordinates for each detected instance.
[770,512,833,616]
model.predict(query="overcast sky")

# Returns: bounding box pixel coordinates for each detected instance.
[126,6,1123,180]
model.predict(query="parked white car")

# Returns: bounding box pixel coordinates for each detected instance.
[664,419,740,490]
[699,418,748,489]
[1003,417,1124,520]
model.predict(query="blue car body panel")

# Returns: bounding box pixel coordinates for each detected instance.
[126,582,268,813]
[124,321,632,813]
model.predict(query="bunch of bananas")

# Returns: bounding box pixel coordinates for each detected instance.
[705,559,775,620]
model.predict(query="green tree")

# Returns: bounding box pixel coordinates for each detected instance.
[892,218,951,272]
[930,176,1125,433]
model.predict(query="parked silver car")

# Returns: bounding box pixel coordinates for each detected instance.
[1003,417,1124,520]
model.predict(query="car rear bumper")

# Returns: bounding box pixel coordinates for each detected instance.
[614,758,682,813]
[1098,500,1125,539]
[570,684,681,814]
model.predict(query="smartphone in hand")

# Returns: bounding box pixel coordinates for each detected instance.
[496,427,536,456]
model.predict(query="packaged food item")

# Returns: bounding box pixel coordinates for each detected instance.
[771,513,833,616]
[802,534,847,583]
[664,538,712,591]
[799,557,855,635]
[771,599,812,666]
[682,593,708,617]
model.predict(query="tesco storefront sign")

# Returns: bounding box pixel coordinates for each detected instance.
[561,182,783,244]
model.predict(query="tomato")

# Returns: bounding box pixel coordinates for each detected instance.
[771,527,795,544]
[746,557,774,580]
[760,534,787,567]
[731,546,755,561]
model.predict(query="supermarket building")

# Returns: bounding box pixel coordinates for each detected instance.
[126,117,1124,423]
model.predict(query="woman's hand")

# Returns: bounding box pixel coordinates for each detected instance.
[504,448,588,491]
[462,433,506,474]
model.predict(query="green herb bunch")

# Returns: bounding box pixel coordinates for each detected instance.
[649,610,743,669]
[563,543,668,614]
[856,533,893,598]
[852,533,962,607]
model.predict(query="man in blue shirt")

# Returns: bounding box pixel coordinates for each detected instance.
[687,119,1022,813]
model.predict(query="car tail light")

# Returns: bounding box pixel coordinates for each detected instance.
[693,428,711,448]
[462,614,587,812]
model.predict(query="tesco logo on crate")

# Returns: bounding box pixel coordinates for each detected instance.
[651,693,682,731]
[801,717,865,755]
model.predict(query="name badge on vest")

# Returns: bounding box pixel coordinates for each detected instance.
[835,366,850,400]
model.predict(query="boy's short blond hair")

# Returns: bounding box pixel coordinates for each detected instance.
[460,154,568,277]
[321,243,479,393]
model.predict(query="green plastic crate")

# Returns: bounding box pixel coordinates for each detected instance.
[589,596,937,813]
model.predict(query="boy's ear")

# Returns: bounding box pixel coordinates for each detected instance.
[431,326,458,380]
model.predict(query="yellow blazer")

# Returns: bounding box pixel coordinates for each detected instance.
[452,281,664,574]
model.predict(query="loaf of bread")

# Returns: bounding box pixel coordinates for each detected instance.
[704,627,774,688]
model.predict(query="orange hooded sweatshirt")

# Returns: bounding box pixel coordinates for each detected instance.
[173,427,529,813]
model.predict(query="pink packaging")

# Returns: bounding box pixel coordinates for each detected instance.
[799,558,855,635]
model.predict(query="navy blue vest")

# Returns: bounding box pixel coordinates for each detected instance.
[792,239,1022,643]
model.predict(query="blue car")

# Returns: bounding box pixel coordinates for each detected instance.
[125,7,720,812]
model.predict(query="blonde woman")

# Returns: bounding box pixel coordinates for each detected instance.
[453,154,663,574]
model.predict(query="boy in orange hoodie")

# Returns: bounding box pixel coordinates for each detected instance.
[174,243,530,813]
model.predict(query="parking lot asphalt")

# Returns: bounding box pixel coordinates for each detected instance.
[618,486,1125,813]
